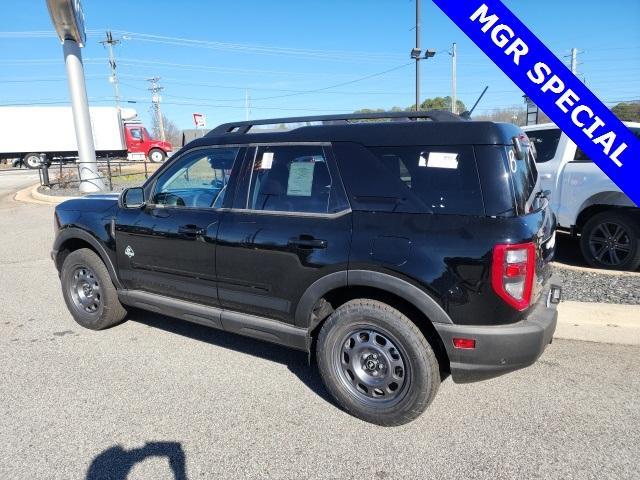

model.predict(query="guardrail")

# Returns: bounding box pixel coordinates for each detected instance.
[38,158,161,192]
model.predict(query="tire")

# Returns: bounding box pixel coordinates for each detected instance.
[580,211,640,271]
[60,248,127,330]
[148,148,166,163]
[23,153,43,169]
[316,299,440,426]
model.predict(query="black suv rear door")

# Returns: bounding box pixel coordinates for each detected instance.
[215,144,351,324]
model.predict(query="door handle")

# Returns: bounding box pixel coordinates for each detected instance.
[178,225,206,237]
[288,236,328,249]
[540,173,552,179]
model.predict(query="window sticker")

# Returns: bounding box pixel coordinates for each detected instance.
[287,162,314,196]
[260,152,274,169]
[424,152,459,169]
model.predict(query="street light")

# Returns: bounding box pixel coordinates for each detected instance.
[46,0,104,192]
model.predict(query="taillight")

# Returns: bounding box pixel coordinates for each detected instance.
[491,242,536,311]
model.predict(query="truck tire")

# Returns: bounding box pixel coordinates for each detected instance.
[148,148,166,163]
[316,299,440,426]
[60,248,128,330]
[23,153,43,169]
[580,211,640,271]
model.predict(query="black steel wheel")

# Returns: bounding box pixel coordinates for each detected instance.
[317,299,440,426]
[60,248,128,330]
[334,327,410,407]
[69,265,103,315]
[580,211,640,271]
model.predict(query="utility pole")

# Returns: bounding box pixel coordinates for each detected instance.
[450,42,457,114]
[245,89,251,120]
[147,77,165,141]
[570,47,578,75]
[100,31,121,110]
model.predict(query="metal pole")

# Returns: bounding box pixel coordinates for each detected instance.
[63,39,104,193]
[415,0,421,111]
[102,31,121,111]
[451,42,457,114]
[570,47,578,75]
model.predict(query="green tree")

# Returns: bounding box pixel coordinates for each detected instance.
[611,102,640,122]
[406,96,467,113]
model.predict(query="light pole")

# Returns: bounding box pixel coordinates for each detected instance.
[410,0,436,110]
[46,0,104,192]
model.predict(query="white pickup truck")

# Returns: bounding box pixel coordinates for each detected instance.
[523,122,640,271]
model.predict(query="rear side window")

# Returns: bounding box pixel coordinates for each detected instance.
[575,127,640,162]
[527,128,561,163]
[246,145,345,214]
[369,146,483,215]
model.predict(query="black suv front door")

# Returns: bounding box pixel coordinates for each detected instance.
[216,144,351,324]
[116,146,244,306]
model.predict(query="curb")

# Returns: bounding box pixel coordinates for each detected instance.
[556,301,640,345]
[14,184,77,205]
[554,261,640,277]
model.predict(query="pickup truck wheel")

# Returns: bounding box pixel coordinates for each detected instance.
[60,248,127,330]
[317,299,440,426]
[23,153,42,169]
[580,211,640,271]
[148,148,166,163]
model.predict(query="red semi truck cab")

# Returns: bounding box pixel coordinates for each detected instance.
[124,122,172,163]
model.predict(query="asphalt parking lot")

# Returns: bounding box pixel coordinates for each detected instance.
[1,185,639,479]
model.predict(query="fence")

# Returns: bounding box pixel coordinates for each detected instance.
[39,158,162,192]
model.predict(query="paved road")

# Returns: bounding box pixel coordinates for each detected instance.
[0,169,39,202]
[1,191,639,479]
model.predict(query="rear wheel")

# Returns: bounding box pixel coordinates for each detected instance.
[23,153,43,169]
[148,148,166,163]
[60,248,127,330]
[317,299,440,426]
[580,211,640,271]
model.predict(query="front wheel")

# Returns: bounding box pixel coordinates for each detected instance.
[60,248,128,330]
[317,299,440,426]
[580,211,640,271]
[148,148,166,163]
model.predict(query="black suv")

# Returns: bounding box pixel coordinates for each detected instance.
[53,111,561,426]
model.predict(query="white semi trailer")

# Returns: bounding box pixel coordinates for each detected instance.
[0,106,169,168]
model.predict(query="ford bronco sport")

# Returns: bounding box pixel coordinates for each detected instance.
[53,111,561,426]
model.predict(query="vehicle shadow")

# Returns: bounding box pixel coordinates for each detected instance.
[553,231,587,268]
[86,441,187,480]
[128,310,333,404]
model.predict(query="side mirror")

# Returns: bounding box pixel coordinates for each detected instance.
[121,187,146,208]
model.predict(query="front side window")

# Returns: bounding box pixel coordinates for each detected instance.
[247,145,338,214]
[370,146,483,215]
[130,128,142,140]
[576,127,640,162]
[152,147,240,208]
[527,128,561,163]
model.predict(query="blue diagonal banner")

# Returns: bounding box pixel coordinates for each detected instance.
[433,0,640,206]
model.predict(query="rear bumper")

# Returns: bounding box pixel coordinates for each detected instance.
[435,279,561,383]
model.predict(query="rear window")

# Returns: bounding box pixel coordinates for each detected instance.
[507,144,539,214]
[369,146,483,215]
[527,128,561,163]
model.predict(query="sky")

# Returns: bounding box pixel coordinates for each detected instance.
[0,0,638,131]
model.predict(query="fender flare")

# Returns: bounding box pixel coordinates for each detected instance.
[295,269,453,330]
[53,227,123,289]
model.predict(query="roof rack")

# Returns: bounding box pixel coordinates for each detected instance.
[208,110,466,136]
